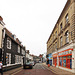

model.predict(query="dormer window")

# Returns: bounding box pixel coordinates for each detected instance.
[7,38,11,49]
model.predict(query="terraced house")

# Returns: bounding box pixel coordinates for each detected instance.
[0,17,26,70]
[47,0,75,73]
[2,28,26,67]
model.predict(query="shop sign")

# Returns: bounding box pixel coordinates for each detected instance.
[53,53,57,57]
[59,49,72,56]
[50,57,52,59]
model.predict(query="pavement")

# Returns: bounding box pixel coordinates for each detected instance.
[1,67,23,75]
[0,63,75,75]
[42,63,75,75]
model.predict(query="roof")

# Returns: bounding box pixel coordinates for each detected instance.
[4,28,23,47]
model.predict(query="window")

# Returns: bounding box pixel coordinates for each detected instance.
[59,57,62,66]
[55,42,57,50]
[60,23,62,31]
[63,56,66,67]
[55,31,57,37]
[6,53,11,64]
[65,14,69,24]
[65,31,69,43]
[60,36,63,47]
[7,38,11,49]
[53,34,55,39]
[22,49,25,55]
[15,55,20,63]
[18,45,20,53]
[15,55,18,63]
[22,49,24,55]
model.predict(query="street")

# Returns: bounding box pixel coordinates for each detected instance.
[13,63,57,75]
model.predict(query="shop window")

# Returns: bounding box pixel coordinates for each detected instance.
[63,56,66,67]
[59,57,62,66]
[59,55,72,69]
[65,31,69,43]
[7,38,11,49]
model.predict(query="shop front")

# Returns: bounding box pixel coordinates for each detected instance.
[58,48,73,69]
[48,53,52,66]
[53,53,58,67]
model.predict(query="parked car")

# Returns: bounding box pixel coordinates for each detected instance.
[23,62,33,69]
[30,61,35,66]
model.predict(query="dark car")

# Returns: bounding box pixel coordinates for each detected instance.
[30,61,35,66]
[23,62,33,69]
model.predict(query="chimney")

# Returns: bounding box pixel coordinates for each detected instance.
[0,16,3,21]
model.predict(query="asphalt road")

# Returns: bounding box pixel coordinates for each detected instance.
[13,63,57,75]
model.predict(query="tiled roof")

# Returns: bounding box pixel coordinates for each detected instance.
[4,28,22,47]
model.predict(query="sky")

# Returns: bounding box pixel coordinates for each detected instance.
[0,0,67,56]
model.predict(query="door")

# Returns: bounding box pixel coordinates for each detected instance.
[66,59,70,68]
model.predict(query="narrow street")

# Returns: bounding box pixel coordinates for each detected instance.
[13,63,57,75]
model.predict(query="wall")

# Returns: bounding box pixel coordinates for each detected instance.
[0,24,4,48]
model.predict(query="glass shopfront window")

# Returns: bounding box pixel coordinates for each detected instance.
[63,56,66,67]
[59,55,72,69]
[59,57,62,66]
[63,59,66,67]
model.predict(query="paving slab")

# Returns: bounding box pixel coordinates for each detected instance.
[42,63,75,75]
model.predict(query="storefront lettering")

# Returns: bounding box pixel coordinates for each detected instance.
[59,50,72,56]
